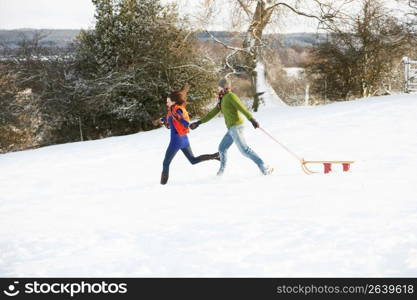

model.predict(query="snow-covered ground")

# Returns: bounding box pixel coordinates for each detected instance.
[1,93,417,277]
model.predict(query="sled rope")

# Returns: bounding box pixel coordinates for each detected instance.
[259,127,302,162]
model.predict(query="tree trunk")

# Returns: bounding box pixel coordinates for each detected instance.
[305,84,310,106]
[240,1,274,112]
[79,117,84,141]
[250,68,260,111]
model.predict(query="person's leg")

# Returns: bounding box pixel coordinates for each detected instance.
[217,130,234,175]
[162,147,179,173]
[229,125,268,174]
[181,146,199,164]
[181,146,219,165]
[161,147,179,184]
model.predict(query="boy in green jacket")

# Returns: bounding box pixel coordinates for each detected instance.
[190,78,273,176]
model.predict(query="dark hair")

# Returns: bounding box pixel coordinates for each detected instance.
[170,83,189,105]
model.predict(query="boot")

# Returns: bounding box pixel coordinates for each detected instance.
[160,172,169,185]
[197,152,220,162]
[263,166,274,175]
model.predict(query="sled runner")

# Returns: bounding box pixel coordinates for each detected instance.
[259,127,354,175]
[301,160,355,175]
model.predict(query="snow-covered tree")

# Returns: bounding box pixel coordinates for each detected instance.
[74,0,217,133]
[1,0,217,152]
[200,0,351,111]
[0,32,71,152]
[307,0,412,100]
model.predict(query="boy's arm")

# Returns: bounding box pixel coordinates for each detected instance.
[229,93,259,128]
[229,93,253,120]
[190,106,221,130]
[200,106,221,124]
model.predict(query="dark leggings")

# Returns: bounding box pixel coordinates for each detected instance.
[162,146,201,173]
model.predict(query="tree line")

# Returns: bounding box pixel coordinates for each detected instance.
[0,0,216,153]
[1,0,416,153]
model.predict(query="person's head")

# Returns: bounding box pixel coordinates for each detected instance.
[166,97,175,108]
[169,83,189,106]
[218,77,231,92]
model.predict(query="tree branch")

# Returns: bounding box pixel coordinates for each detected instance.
[266,2,327,21]
[204,30,251,54]
[237,0,253,18]
[168,64,218,74]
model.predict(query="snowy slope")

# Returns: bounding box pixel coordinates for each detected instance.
[1,93,417,277]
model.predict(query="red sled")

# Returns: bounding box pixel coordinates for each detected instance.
[301,160,354,175]
[258,127,355,176]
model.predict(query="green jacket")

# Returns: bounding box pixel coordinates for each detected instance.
[200,92,253,129]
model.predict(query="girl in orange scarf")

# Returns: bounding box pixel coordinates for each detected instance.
[153,84,219,185]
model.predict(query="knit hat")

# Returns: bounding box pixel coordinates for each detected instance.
[218,77,232,89]
[170,83,189,105]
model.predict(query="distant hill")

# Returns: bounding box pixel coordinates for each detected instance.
[0,29,82,48]
[0,29,325,49]
[197,31,326,47]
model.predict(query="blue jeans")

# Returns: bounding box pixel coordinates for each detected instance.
[218,125,266,174]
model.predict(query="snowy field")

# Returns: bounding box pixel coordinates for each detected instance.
[1,93,417,277]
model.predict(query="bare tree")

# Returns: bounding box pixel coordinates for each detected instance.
[407,0,417,35]
[307,0,412,101]
[409,0,417,13]
[198,0,353,111]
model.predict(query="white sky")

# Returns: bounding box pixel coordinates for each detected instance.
[0,0,96,29]
[0,0,407,33]
[0,0,321,32]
